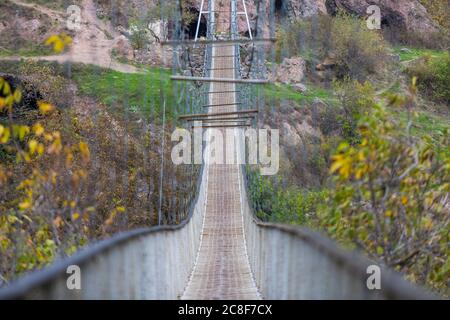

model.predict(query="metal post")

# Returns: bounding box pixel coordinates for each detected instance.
[194,0,205,41]
[242,0,253,39]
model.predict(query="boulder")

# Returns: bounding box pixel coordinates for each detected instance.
[271,57,306,84]
[21,19,41,32]
[290,0,327,18]
[293,83,307,93]
[112,35,134,60]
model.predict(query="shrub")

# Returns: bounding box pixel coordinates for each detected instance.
[319,81,450,296]
[278,12,390,81]
[333,78,376,144]
[246,169,328,225]
[406,54,450,104]
[18,60,72,108]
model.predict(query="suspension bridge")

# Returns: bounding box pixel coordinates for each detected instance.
[0,0,431,300]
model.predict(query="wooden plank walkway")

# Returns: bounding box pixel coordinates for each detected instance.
[181,44,261,300]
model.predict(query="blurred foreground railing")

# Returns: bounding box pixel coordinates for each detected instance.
[0,164,208,300]
[239,164,434,300]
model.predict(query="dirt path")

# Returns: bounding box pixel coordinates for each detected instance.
[4,0,142,74]
[8,0,64,20]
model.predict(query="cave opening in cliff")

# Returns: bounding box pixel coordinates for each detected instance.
[274,0,287,18]
[185,8,207,39]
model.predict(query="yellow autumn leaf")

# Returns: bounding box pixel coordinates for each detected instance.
[13,89,22,103]
[44,133,54,142]
[18,126,30,141]
[79,141,90,161]
[330,154,345,173]
[38,101,55,115]
[44,35,60,46]
[2,82,10,95]
[116,206,126,213]
[0,127,10,143]
[28,139,38,155]
[37,143,45,155]
[357,150,366,162]
[33,123,45,136]
[401,196,408,205]
[0,97,5,110]
[72,213,80,221]
[0,125,4,137]
[45,34,72,53]
[18,201,32,210]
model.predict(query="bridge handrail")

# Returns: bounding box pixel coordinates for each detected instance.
[239,164,436,300]
[0,162,207,300]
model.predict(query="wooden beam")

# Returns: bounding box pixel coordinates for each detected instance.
[161,38,276,46]
[171,76,269,84]
[178,109,258,120]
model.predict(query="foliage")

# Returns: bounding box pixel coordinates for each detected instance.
[129,19,150,50]
[247,169,328,225]
[44,34,72,54]
[0,75,95,283]
[333,78,376,144]
[406,54,450,104]
[277,13,390,81]
[17,60,71,108]
[320,81,450,295]
[419,0,450,31]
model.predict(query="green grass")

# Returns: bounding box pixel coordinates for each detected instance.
[393,109,450,152]
[264,83,336,105]
[71,65,176,120]
[393,47,448,62]
[23,0,82,11]
[0,45,51,57]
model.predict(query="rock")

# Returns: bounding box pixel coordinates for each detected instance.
[325,0,439,34]
[271,57,306,84]
[0,22,6,33]
[282,122,302,147]
[112,35,134,60]
[293,83,307,93]
[290,0,327,18]
[21,19,40,32]
[316,55,337,71]
[388,54,401,63]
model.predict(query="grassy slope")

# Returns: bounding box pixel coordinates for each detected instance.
[264,82,336,105]
[71,65,175,120]
[394,47,448,62]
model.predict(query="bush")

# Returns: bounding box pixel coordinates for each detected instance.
[333,78,376,144]
[246,169,328,225]
[278,13,390,81]
[18,61,72,108]
[406,54,450,104]
[319,83,450,296]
